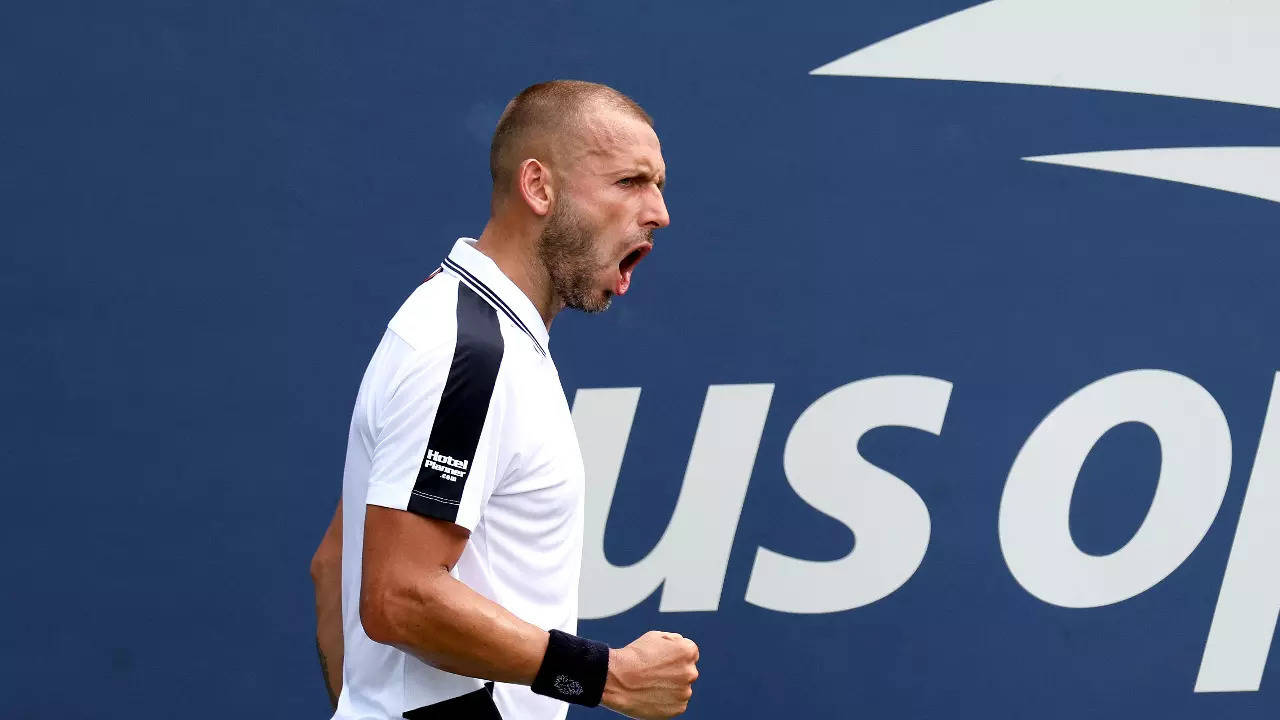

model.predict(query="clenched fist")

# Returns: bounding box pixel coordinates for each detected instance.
[600,631,700,719]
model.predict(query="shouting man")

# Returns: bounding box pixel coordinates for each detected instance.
[309,81,698,720]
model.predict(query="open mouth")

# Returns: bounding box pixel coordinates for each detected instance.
[615,243,652,296]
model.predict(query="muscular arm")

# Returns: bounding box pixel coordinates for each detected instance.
[310,501,344,709]
[359,505,550,683]
[360,506,700,718]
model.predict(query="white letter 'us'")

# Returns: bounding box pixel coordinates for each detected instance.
[572,384,774,619]
[745,376,952,614]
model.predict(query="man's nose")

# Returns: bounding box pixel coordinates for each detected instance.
[641,185,670,230]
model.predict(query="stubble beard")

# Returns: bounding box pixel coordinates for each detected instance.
[537,196,614,314]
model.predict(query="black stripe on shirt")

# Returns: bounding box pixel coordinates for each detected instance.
[407,283,505,523]
[442,257,545,356]
[441,258,531,338]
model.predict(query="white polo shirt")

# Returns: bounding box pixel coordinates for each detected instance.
[334,239,586,720]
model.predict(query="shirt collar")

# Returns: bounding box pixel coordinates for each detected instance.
[441,238,550,355]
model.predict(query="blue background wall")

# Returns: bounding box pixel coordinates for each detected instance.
[3,1,1277,717]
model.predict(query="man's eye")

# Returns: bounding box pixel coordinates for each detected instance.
[616,177,636,187]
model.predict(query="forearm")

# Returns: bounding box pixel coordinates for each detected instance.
[366,569,549,685]
[313,566,344,707]
[312,502,344,708]
[360,507,698,718]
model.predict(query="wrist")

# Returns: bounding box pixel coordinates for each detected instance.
[531,630,610,707]
[600,647,630,710]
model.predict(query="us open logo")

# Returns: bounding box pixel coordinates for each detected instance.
[573,0,1279,699]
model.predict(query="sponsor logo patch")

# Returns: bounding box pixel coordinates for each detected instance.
[424,448,469,480]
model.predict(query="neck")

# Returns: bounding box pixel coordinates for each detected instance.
[473,218,562,330]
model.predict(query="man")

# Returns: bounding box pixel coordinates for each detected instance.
[309,80,699,720]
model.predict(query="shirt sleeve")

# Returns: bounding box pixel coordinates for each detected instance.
[364,286,508,532]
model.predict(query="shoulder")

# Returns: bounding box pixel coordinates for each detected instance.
[386,274,462,354]
[387,274,514,352]
[388,277,511,380]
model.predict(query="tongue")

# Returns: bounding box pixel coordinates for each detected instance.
[615,267,632,296]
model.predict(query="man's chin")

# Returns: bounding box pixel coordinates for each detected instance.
[567,290,613,314]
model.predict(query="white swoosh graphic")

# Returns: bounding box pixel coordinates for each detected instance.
[814,0,1280,204]
[1024,147,1280,204]
[812,0,1280,110]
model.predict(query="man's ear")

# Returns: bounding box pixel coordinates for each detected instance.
[517,159,554,217]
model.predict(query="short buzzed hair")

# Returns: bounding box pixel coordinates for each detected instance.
[489,80,653,208]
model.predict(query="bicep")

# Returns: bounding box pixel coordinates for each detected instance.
[359,504,548,681]
[361,505,469,598]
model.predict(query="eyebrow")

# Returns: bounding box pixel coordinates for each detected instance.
[620,168,666,190]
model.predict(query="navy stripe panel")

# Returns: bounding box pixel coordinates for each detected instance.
[443,258,545,356]
[442,259,535,344]
[407,284,505,523]
[443,258,525,334]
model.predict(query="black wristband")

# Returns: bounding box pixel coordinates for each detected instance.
[531,630,610,707]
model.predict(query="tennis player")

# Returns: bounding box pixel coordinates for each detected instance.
[309,80,697,720]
